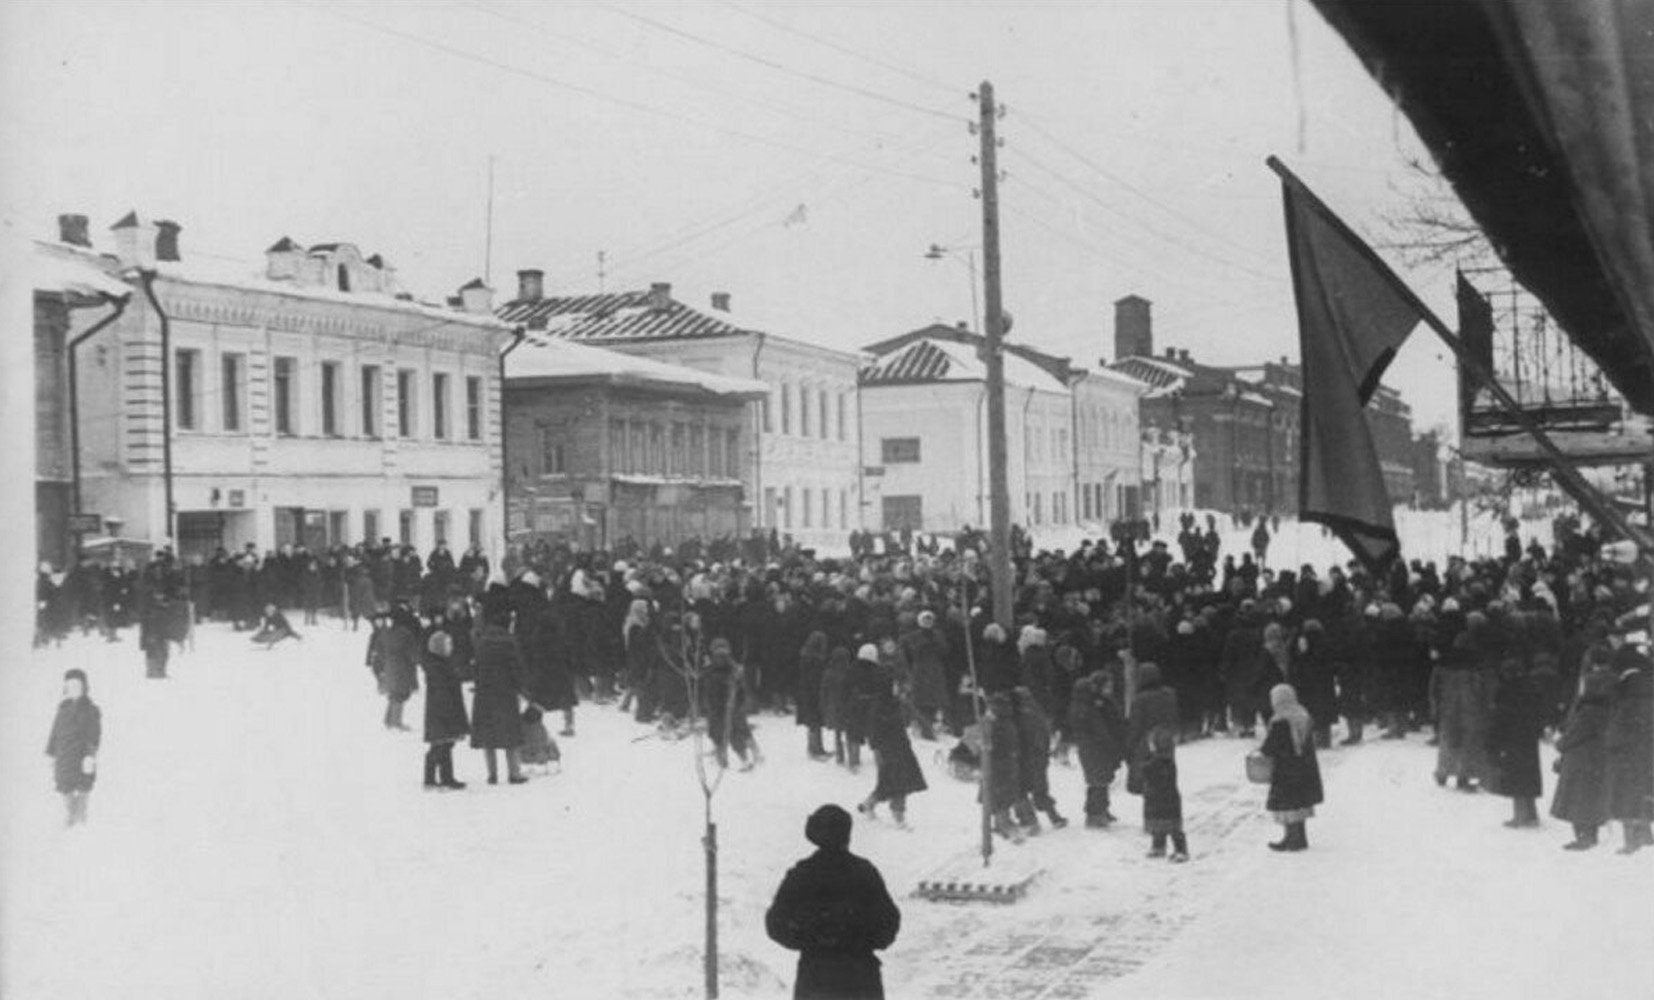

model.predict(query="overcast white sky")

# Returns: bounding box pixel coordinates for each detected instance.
[0,0,1465,435]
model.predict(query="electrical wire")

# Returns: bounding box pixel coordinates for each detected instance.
[716,0,961,99]
[299,1,971,194]
[597,2,968,125]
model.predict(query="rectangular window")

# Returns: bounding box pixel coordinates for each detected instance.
[649,423,664,474]
[273,356,296,436]
[320,361,341,436]
[609,419,627,473]
[540,426,566,474]
[763,393,775,433]
[800,387,811,437]
[432,373,450,440]
[689,424,705,476]
[465,376,482,441]
[175,348,199,430]
[881,437,921,464]
[468,509,483,550]
[396,369,416,437]
[839,490,848,529]
[398,509,414,546]
[671,422,686,476]
[363,509,380,546]
[819,391,829,440]
[433,510,450,545]
[630,424,646,474]
[783,485,794,529]
[764,487,777,525]
[821,489,830,529]
[725,428,740,478]
[708,424,724,478]
[838,393,848,440]
[221,352,244,432]
[360,365,381,438]
[782,384,794,435]
[801,488,812,528]
[328,510,348,546]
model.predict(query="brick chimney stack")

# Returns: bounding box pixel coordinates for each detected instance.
[458,278,494,315]
[155,220,182,262]
[517,269,544,302]
[110,211,157,268]
[710,291,730,312]
[58,214,90,248]
[648,282,672,310]
[1113,294,1153,361]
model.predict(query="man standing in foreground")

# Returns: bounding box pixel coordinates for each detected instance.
[766,804,901,1000]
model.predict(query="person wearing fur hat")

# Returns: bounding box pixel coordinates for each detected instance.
[1010,687,1067,832]
[378,605,422,731]
[977,622,1019,695]
[1602,643,1654,854]
[420,604,471,790]
[820,646,855,768]
[898,611,950,741]
[1431,614,1495,792]
[858,660,928,828]
[1068,668,1127,827]
[703,637,760,770]
[796,631,832,760]
[844,644,886,772]
[1259,683,1324,851]
[46,668,101,827]
[766,804,901,1000]
[1488,652,1547,828]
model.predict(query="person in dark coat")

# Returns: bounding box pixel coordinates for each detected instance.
[766,804,901,1000]
[1126,661,1179,793]
[299,558,325,626]
[1432,619,1495,791]
[797,631,831,759]
[1141,726,1187,861]
[898,611,949,740]
[1550,660,1616,849]
[139,594,172,679]
[845,645,886,771]
[470,604,527,784]
[821,647,855,768]
[1260,683,1324,851]
[976,623,1019,694]
[46,668,101,827]
[1068,668,1127,828]
[1011,686,1066,832]
[346,563,377,632]
[983,691,1025,842]
[420,604,471,790]
[1220,606,1265,736]
[1293,621,1340,749]
[1488,654,1547,828]
[251,603,300,650]
[378,607,421,731]
[620,599,661,724]
[1603,644,1654,854]
[858,662,927,827]
[522,602,579,737]
[703,637,760,770]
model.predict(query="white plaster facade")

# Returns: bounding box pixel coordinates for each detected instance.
[859,349,1076,535]
[590,333,863,552]
[74,219,512,561]
[1141,425,1196,524]
[1071,368,1148,527]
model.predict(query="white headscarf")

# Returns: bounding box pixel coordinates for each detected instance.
[1269,683,1312,756]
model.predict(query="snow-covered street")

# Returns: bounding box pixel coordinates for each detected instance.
[3,617,1650,1000]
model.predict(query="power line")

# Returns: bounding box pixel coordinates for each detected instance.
[299,2,971,195]
[455,0,926,150]
[717,0,961,99]
[598,2,968,125]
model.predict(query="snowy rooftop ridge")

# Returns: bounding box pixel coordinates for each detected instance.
[861,335,1069,393]
[29,240,134,300]
[508,335,768,397]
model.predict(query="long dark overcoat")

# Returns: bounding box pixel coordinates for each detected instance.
[1261,718,1324,813]
[899,627,950,713]
[421,624,471,744]
[470,624,524,749]
[1067,675,1126,788]
[868,685,927,801]
[766,847,900,1000]
[1550,671,1614,827]
[379,622,421,701]
[46,696,101,794]
[1488,673,1546,800]
[795,647,828,729]
[1604,663,1654,822]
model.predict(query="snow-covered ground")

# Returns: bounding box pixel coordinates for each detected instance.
[3,613,1649,1000]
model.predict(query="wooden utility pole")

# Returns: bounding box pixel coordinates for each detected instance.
[979,81,1014,628]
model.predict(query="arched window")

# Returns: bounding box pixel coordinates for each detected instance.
[337,264,351,292]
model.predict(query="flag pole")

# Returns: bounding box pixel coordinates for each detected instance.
[1267,156,1649,549]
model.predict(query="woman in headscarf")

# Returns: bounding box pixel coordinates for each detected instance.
[620,598,659,723]
[898,610,950,740]
[1549,652,1616,849]
[858,655,928,828]
[46,668,101,826]
[1259,683,1324,851]
[703,637,759,770]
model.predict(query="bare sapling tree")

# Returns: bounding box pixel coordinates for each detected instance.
[1379,157,1498,270]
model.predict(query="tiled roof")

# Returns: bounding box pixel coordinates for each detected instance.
[862,336,1069,393]
[1108,356,1189,390]
[497,290,753,342]
[862,339,953,383]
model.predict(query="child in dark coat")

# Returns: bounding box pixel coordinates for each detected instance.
[46,668,101,827]
[1142,727,1188,862]
[518,706,561,772]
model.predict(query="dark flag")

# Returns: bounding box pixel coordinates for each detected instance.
[1277,163,1424,573]
[1456,271,1495,431]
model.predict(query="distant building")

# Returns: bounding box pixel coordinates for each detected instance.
[858,323,1144,535]
[1141,424,1196,525]
[1106,295,1417,516]
[69,213,512,561]
[503,336,767,551]
[497,277,862,552]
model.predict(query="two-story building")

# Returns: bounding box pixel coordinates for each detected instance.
[71,213,512,561]
[1071,368,1149,526]
[497,274,863,552]
[503,335,767,550]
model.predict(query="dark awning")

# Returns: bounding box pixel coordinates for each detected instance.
[1310,0,1654,415]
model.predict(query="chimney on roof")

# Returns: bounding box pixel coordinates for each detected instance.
[110,211,157,269]
[58,214,90,248]
[518,269,545,303]
[265,237,302,280]
[710,291,730,312]
[1179,349,1191,362]
[1164,346,1177,359]
[154,220,181,262]
[648,282,672,310]
[458,278,494,315]
[1114,294,1152,361]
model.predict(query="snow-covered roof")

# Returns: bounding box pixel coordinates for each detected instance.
[149,254,507,331]
[508,335,769,398]
[30,241,131,300]
[862,336,1069,393]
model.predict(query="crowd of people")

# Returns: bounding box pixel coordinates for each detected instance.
[36,511,1654,859]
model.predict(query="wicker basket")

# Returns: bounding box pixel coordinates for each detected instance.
[1245,750,1274,785]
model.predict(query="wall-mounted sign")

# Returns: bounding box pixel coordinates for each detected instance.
[411,486,440,508]
[68,513,103,534]
[227,490,246,508]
